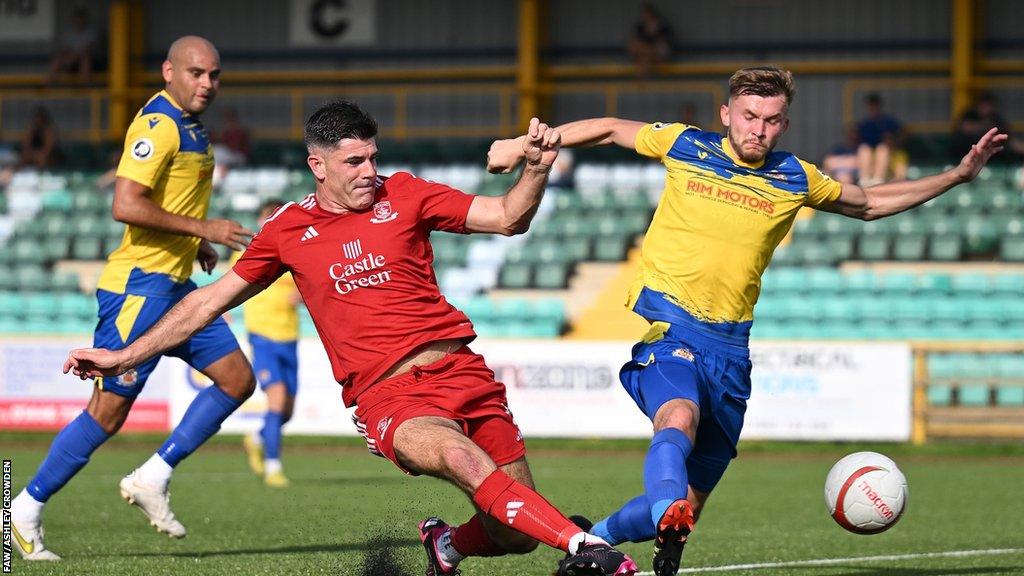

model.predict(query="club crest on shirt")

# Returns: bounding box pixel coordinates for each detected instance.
[672,347,695,362]
[370,201,398,224]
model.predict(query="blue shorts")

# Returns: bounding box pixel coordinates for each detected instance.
[249,334,299,396]
[93,283,240,398]
[620,322,752,493]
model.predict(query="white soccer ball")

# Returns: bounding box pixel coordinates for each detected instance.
[824,451,908,534]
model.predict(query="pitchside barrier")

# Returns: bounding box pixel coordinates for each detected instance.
[0,337,929,441]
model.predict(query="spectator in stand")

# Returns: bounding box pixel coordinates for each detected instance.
[951,92,1024,162]
[628,3,672,78]
[822,125,861,185]
[214,107,252,166]
[856,94,903,186]
[18,108,60,169]
[47,7,99,84]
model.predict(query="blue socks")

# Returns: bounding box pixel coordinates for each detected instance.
[158,385,242,467]
[592,495,653,544]
[590,428,693,545]
[645,428,693,526]
[27,411,109,502]
[260,411,286,459]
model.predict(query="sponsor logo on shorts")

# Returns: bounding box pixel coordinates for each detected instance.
[116,369,140,388]
[376,416,393,438]
[672,347,695,362]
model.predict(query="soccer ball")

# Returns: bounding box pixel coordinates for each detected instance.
[824,451,908,534]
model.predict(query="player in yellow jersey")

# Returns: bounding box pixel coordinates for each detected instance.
[239,201,304,488]
[11,36,258,561]
[487,67,1007,576]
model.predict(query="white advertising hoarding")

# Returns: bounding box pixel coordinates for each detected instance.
[166,339,912,441]
[288,0,376,47]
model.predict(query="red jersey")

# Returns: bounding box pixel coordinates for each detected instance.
[232,172,478,406]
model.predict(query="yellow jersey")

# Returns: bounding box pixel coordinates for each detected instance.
[98,90,215,295]
[231,252,301,342]
[630,123,842,339]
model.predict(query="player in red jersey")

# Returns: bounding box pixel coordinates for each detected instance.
[64,100,637,576]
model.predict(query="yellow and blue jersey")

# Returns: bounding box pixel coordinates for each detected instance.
[97,90,215,296]
[630,122,842,341]
[232,252,301,343]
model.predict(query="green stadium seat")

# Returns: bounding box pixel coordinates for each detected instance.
[881,273,917,294]
[990,191,1023,211]
[928,235,963,261]
[73,192,107,214]
[52,271,81,293]
[531,299,565,323]
[24,293,58,320]
[0,316,19,334]
[1001,237,1024,261]
[928,385,953,406]
[842,269,875,294]
[857,235,890,261]
[493,299,531,321]
[73,216,106,238]
[917,273,952,296]
[498,263,532,289]
[951,274,990,295]
[12,239,46,265]
[534,263,570,289]
[963,216,999,255]
[42,238,69,261]
[57,293,96,320]
[592,235,629,261]
[992,275,1024,295]
[41,190,74,213]
[0,292,22,319]
[965,299,1004,324]
[459,298,494,322]
[806,267,841,292]
[995,387,1024,407]
[0,266,15,291]
[71,237,104,260]
[820,298,858,322]
[15,265,51,292]
[958,384,990,407]
[892,235,926,260]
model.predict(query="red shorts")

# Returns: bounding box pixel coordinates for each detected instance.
[352,347,526,475]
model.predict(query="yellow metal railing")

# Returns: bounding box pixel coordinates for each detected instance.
[911,342,1024,444]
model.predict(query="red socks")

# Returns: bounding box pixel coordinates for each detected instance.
[470,469,580,552]
[450,514,506,557]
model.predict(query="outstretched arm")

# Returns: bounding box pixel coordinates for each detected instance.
[465,117,561,235]
[821,128,1007,220]
[487,117,645,174]
[63,271,263,379]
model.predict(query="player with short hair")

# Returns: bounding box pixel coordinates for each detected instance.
[486,66,1007,575]
[11,36,257,561]
[240,200,304,488]
[64,100,638,576]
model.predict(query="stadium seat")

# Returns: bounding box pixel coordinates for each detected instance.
[892,235,926,260]
[14,265,50,292]
[928,235,962,261]
[958,384,990,407]
[1000,237,1024,261]
[995,387,1024,407]
[534,263,570,289]
[71,237,104,260]
[498,263,532,289]
[857,235,890,260]
[927,385,953,406]
[592,235,629,261]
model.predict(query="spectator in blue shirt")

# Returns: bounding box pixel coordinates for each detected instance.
[856,94,904,186]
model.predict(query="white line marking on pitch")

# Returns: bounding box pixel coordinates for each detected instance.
[635,548,1024,575]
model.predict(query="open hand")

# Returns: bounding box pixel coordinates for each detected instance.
[954,127,1008,183]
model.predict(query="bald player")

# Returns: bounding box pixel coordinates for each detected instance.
[10,36,256,561]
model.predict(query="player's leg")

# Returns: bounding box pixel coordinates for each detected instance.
[395,418,626,567]
[245,336,297,485]
[10,385,139,561]
[121,315,251,537]
[12,289,164,558]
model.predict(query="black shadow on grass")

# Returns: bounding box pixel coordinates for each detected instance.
[104,537,421,559]
[796,565,1019,575]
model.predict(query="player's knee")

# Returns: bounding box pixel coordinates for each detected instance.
[220,371,257,401]
[653,399,698,435]
[438,442,493,485]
